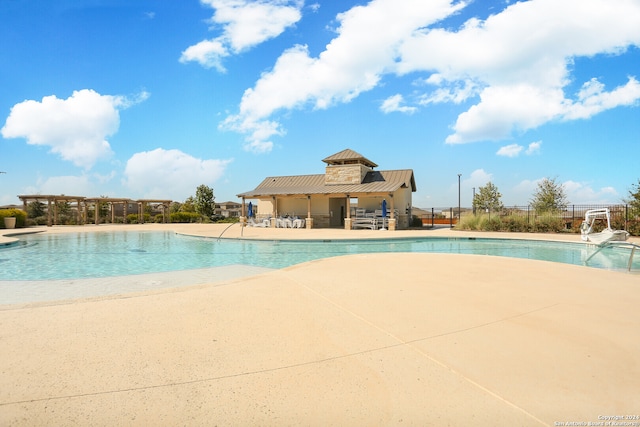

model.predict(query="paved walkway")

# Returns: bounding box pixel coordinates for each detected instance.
[1,224,639,426]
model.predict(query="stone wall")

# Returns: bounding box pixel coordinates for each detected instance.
[324,164,370,185]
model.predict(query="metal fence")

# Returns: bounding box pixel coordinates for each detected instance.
[418,204,638,230]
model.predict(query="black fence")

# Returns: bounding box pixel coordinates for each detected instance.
[418,204,639,234]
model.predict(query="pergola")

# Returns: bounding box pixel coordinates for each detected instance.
[18,195,85,227]
[17,195,173,226]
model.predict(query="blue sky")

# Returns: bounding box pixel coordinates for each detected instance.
[1,0,639,209]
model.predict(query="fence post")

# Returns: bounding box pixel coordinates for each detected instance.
[626,204,628,230]
[450,207,453,228]
[431,207,434,228]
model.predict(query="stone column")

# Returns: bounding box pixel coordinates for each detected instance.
[306,195,313,229]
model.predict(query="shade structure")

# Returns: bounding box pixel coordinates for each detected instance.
[380,199,387,230]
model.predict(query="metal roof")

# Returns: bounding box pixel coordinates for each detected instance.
[237,169,416,198]
[321,148,378,167]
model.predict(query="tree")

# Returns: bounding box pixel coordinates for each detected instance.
[169,201,182,214]
[473,182,504,212]
[530,177,568,213]
[194,184,215,219]
[180,196,196,213]
[27,201,46,218]
[624,178,640,213]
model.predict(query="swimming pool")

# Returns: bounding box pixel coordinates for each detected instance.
[1,230,638,281]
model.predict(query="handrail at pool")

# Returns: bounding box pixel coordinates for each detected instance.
[584,241,640,272]
[218,221,239,240]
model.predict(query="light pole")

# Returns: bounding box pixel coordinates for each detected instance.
[457,173,462,223]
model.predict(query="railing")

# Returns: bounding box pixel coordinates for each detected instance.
[584,241,640,272]
[417,204,639,235]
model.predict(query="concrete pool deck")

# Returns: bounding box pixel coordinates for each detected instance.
[1,224,639,426]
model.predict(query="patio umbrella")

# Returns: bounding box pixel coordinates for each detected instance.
[381,199,387,230]
[248,202,253,218]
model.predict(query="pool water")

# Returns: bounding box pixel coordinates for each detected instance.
[0,231,638,281]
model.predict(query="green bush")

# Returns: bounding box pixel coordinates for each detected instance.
[0,209,27,228]
[170,212,201,223]
[484,216,502,231]
[626,218,640,236]
[215,217,239,224]
[532,215,565,233]
[502,215,531,232]
[457,214,482,230]
[410,215,423,228]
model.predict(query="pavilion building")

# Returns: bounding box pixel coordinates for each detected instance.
[237,148,416,230]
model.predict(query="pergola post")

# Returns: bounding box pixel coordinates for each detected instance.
[76,199,82,224]
[240,197,247,227]
[389,193,396,231]
[53,198,59,226]
[271,197,277,228]
[344,195,352,230]
[139,202,145,224]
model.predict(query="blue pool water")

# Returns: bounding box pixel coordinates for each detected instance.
[0,231,638,281]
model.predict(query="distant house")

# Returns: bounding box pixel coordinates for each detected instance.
[237,148,416,230]
[215,201,242,218]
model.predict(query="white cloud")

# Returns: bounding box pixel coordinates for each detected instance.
[497,140,542,157]
[563,77,640,120]
[180,39,229,72]
[467,169,493,188]
[180,0,303,71]
[418,78,478,105]
[1,89,148,169]
[563,180,620,204]
[496,143,523,157]
[398,0,640,144]
[380,94,417,114]
[38,175,94,196]
[222,0,464,151]
[512,178,621,205]
[220,0,640,150]
[526,141,541,155]
[122,148,232,200]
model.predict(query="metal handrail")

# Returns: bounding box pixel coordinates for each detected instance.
[584,241,640,272]
[218,221,239,240]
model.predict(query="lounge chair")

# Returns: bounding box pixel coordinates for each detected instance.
[352,209,377,229]
[248,217,268,227]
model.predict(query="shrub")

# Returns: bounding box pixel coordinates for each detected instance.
[626,219,640,236]
[216,217,239,224]
[502,215,531,232]
[458,214,484,230]
[533,215,565,233]
[170,212,201,223]
[484,216,503,231]
[0,209,27,228]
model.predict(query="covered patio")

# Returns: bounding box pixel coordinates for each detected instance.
[237,149,416,230]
